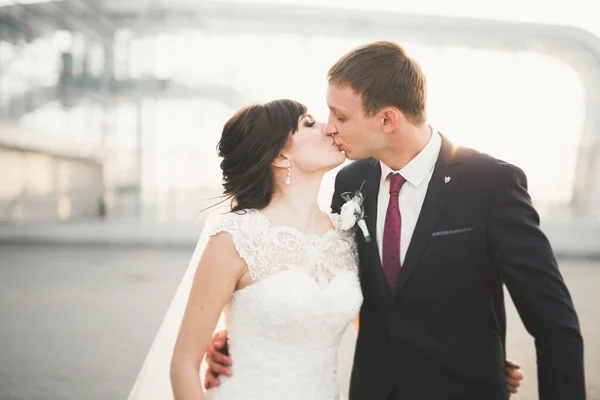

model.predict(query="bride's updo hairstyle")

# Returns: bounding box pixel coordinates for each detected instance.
[217,99,307,213]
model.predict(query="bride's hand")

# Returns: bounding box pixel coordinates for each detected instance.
[505,359,524,397]
[204,330,233,389]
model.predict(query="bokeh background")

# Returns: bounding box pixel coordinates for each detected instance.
[0,0,599,399]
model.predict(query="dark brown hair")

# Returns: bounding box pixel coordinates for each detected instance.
[216,99,307,213]
[328,41,427,124]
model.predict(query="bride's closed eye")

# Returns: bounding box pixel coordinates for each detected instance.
[300,114,316,128]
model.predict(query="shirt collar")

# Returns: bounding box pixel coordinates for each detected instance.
[380,129,442,188]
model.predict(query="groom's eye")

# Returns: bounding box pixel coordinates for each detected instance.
[336,117,346,123]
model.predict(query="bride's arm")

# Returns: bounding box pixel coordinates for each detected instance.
[170,232,246,400]
[353,316,359,332]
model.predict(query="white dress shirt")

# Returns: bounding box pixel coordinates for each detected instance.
[377,130,442,264]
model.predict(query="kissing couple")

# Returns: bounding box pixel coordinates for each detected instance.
[131,41,585,400]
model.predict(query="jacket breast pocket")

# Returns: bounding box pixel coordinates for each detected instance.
[431,227,474,237]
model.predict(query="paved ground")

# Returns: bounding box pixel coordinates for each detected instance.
[0,243,598,399]
[0,243,191,400]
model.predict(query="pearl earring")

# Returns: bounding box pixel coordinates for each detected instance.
[285,161,291,185]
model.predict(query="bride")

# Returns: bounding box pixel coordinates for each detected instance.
[170,99,361,399]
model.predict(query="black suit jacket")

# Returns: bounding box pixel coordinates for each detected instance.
[331,135,585,400]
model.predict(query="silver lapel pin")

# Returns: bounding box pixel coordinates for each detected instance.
[444,176,451,184]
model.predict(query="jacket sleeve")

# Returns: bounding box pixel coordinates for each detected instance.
[488,164,585,400]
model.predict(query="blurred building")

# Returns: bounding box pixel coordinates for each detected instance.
[1,3,599,399]
[2,0,600,224]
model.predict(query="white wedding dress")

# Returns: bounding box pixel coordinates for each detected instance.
[128,208,362,400]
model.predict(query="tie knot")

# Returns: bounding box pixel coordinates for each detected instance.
[388,173,406,197]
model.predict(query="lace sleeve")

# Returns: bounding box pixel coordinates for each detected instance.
[206,211,257,273]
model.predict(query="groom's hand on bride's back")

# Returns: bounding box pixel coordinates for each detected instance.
[505,359,524,396]
[203,332,525,394]
[204,330,233,389]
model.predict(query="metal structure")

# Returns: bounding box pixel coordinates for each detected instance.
[2,0,599,217]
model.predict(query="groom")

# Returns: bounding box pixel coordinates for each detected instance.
[206,41,585,399]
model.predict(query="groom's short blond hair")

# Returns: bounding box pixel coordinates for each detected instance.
[328,41,427,125]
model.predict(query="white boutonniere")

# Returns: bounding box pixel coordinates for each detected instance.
[340,181,371,242]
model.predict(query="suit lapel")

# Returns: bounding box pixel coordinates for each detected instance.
[392,135,463,298]
[358,159,394,301]
[362,158,381,253]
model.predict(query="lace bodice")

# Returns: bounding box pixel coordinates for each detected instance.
[209,209,359,287]
[205,209,363,400]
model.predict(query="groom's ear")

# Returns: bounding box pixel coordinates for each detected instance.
[381,107,400,133]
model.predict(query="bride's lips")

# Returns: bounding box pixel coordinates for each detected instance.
[331,138,343,152]
[330,139,342,151]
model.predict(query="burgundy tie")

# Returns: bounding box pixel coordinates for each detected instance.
[382,173,406,290]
